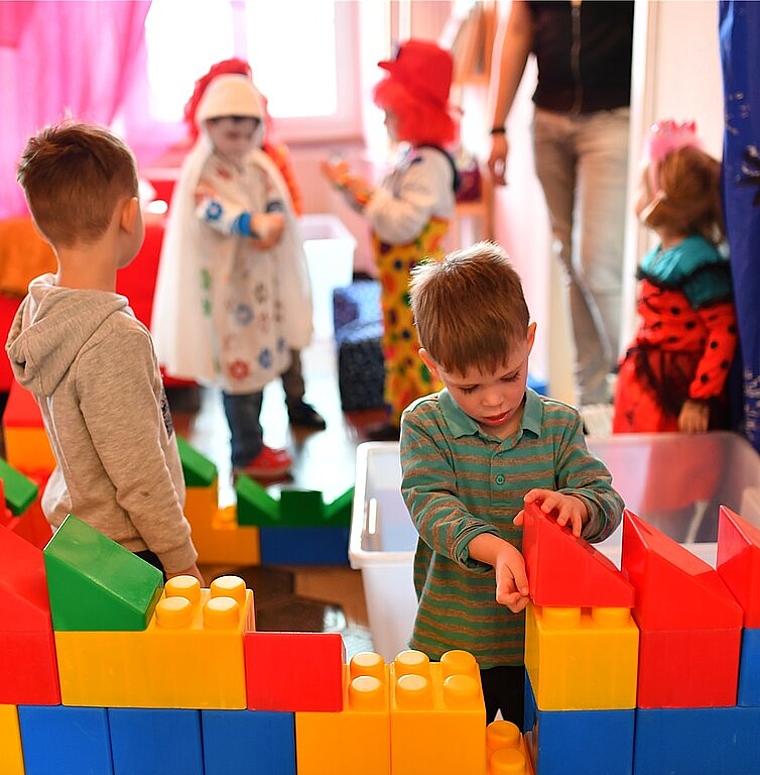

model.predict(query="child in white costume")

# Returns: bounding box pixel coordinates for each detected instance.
[151,74,313,478]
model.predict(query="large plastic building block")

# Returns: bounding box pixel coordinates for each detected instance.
[524,603,638,710]
[245,631,345,711]
[176,435,217,487]
[738,628,760,707]
[621,509,743,708]
[486,720,533,775]
[716,505,760,627]
[523,676,633,775]
[622,509,743,630]
[184,482,260,565]
[258,525,350,565]
[43,513,164,631]
[5,497,52,550]
[296,651,391,775]
[108,708,203,775]
[0,524,60,705]
[235,476,279,526]
[389,649,487,775]
[633,706,760,775]
[18,704,113,775]
[0,457,39,515]
[55,575,254,709]
[2,382,55,474]
[521,502,634,608]
[0,704,26,775]
[202,709,296,775]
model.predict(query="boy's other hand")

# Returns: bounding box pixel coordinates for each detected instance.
[519,489,588,537]
[493,541,530,613]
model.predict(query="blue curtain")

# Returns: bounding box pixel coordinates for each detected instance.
[720,1,760,451]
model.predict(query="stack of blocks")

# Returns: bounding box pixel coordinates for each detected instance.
[0,512,534,774]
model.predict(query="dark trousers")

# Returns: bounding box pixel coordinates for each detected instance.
[480,665,525,728]
[281,349,305,407]
[222,390,264,467]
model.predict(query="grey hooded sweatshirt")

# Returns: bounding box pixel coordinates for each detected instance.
[6,273,197,573]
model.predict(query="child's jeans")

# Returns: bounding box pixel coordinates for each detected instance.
[222,390,264,467]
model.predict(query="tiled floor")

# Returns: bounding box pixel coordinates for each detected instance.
[167,336,389,659]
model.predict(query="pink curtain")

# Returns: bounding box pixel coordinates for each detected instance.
[0,0,171,219]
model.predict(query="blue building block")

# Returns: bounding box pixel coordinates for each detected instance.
[738,628,760,706]
[258,526,350,565]
[201,709,296,775]
[108,708,203,775]
[634,706,760,775]
[18,705,113,775]
[524,677,634,775]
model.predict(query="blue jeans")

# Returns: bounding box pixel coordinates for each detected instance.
[222,390,264,467]
[532,107,630,405]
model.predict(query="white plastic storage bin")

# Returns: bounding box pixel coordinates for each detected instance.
[349,442,418,662]
[351,432,760,660]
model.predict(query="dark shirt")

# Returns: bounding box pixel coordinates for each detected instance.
[528,0,634,113]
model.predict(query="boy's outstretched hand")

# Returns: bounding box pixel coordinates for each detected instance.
[467,532,530,613]
[516,489,589,537]
[167,563,206,586]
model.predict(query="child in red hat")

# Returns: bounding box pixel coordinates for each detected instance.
[323,39,460,440]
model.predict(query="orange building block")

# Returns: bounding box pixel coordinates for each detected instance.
[0,704,26,775]
[389,649,486,775]
[296,651,391,775]
[486,720,534,774]
[55,575,254,708]
[524,603,638,710]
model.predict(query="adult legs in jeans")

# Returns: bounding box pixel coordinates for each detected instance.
[533,108,630,405]
[222,390,265,468]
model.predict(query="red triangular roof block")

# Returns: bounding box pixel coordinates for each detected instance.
[521,501,635,607]
[621,509,743,630]
[717,505,760,627]
[2,380,44,429]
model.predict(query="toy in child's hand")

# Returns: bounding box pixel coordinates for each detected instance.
[320,157,373,210]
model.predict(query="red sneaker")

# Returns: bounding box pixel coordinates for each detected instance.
[234,445,292,479]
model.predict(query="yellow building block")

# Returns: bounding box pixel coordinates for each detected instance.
[184,482,260,565]
[0,704,26,775]
[296,651,391,775]
[486,720,534,774]
[524,604,639,711]
[390,649,486,775]
[55,575,254,709]
[3,426,56,474]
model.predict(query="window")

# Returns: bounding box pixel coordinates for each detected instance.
[144,0,362,141]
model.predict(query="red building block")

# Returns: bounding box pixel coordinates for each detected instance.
[244,631,345,711]
[0,523,60,704]
[521,501,635,608]
[717,505,760,627]
[622,510,743,708]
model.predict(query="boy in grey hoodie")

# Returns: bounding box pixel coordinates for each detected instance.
[6,121,203,584]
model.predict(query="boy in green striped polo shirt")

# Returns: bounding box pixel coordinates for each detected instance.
[400,241,623,726]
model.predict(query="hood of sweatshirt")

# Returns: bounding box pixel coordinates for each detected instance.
[6,274,131,398]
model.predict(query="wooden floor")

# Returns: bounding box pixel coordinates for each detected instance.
[167,336,388,658]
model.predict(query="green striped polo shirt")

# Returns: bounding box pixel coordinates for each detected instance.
[399,388,624,669]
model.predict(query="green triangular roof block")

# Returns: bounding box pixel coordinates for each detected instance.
[280,489,326,526]
[0,457,39,515]
[43,514,164,631]
[235,476,279,526]
[325,487,354,526]
[176,435,217,487]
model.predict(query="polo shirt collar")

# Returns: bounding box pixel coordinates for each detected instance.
[439,388,543,439]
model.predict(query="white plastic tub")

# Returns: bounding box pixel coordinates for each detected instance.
[351,433,760,660]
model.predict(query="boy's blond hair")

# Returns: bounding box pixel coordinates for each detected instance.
[410,241,530,375]
[17,121,139,249]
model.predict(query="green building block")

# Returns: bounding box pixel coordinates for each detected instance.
[0,457,39,515]
[43,514,164,631]
[235,476,279,527]
[280,489,326,527]
[176,435,217,488]
[324,486,354,526]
